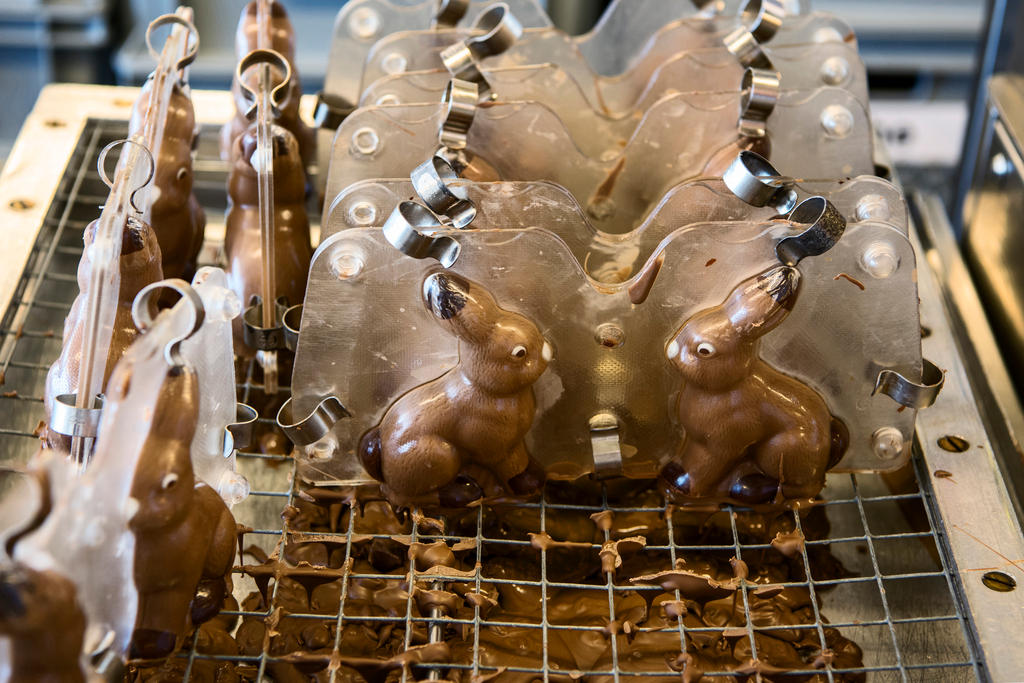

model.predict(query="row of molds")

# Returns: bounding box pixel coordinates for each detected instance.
[360,39,868,130]
[322,88,875,233]
[7,275,241,674]
[326,171,907,285]
[324,0,784,108]
[317,0,811,182]
[357,8,849,103]
[287,211,921,494]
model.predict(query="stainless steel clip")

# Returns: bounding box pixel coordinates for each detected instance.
[383,201,462,267]
[439,2,521,92]
[723,28,772,69]
[776,196,847,266]
[434,0,471,27]
[873,359,945,410]
[411,155,477,228]
[223,402,258,457]
[723,150,796,213]
[590,413,624,479]
[742,0,786,42]
[439,78,479,150]
[241,296,290,351]
[277,395,351,447]
[738,66,780,139]
[50,393,105,439]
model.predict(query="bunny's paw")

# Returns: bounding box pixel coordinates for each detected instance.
[659,461,693,496]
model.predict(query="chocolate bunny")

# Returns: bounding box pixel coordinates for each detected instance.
[129,77,206,281]
[224,125,312,357]
[128,365,237,660]
[659,266,847,504]
[220,0,315,170]
[358,273,551,507]
[0,564,86,682]
[43,219,163,452]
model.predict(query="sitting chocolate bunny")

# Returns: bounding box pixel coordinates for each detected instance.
[128,365,237,660]
[358,273,552,507]
[660,266,847,504]
[0,563,86,682]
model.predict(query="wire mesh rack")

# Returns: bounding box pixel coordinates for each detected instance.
[0,118,988,682]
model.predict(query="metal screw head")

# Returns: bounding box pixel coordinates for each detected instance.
[375,93,401,106]
[820,56,850,86]
[349,7,381,40]
[331,247,365,280]
[8,198,34,211]
[381,51,408,75]
[860,241,900,279]
[821,104,854,138]
[982,571,1017,592]
[872,427,905,460]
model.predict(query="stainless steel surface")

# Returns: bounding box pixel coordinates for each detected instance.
[0,84,1016,681]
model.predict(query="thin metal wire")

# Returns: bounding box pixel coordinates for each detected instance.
[0,120,985,683]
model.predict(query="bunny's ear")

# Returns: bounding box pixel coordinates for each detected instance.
[725,266,800,338]
[147,365,201,449]
[422,272,494,344]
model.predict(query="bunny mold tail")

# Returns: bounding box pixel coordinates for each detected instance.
[358,427,384,481]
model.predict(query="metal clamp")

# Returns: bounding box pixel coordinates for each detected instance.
[723,28,772,69]
[283,303,303,352]
[242,297,290,351]
[439,2,521,91]
[276,395,351,447]
[237,48,293,120]
[590,413,623,479]
[742,0,786,43]
[50,393,104,438]
[439,79,479,150]
[723,150,796,213]
[97,139,155,215]
[145,13,199,76]
[383,201,461,267]
[223,402,258,457]
[776,196,846,266]
[434,0,471,27]
[131,278,206,367]
[738,67,779,139]
[411,155,477,228]
[313,90,356,130]
[873,359,945,410]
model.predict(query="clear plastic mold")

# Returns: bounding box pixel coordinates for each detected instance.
[13,292,204,671]
[360,40,868,124]
[179,268,252,505]
[358,12,853,100]
[326,174,906,286]
[322,88,875,233]
[289,211,921,487]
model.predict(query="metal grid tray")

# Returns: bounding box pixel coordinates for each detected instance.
[0,86,1021,682]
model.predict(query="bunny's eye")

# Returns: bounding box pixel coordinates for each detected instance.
[511,345,527,359]
[696,342,716,357]
[161,473,179,490]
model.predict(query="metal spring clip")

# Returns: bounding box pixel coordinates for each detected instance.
[439,2,522,94]
[382,154,478,267]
